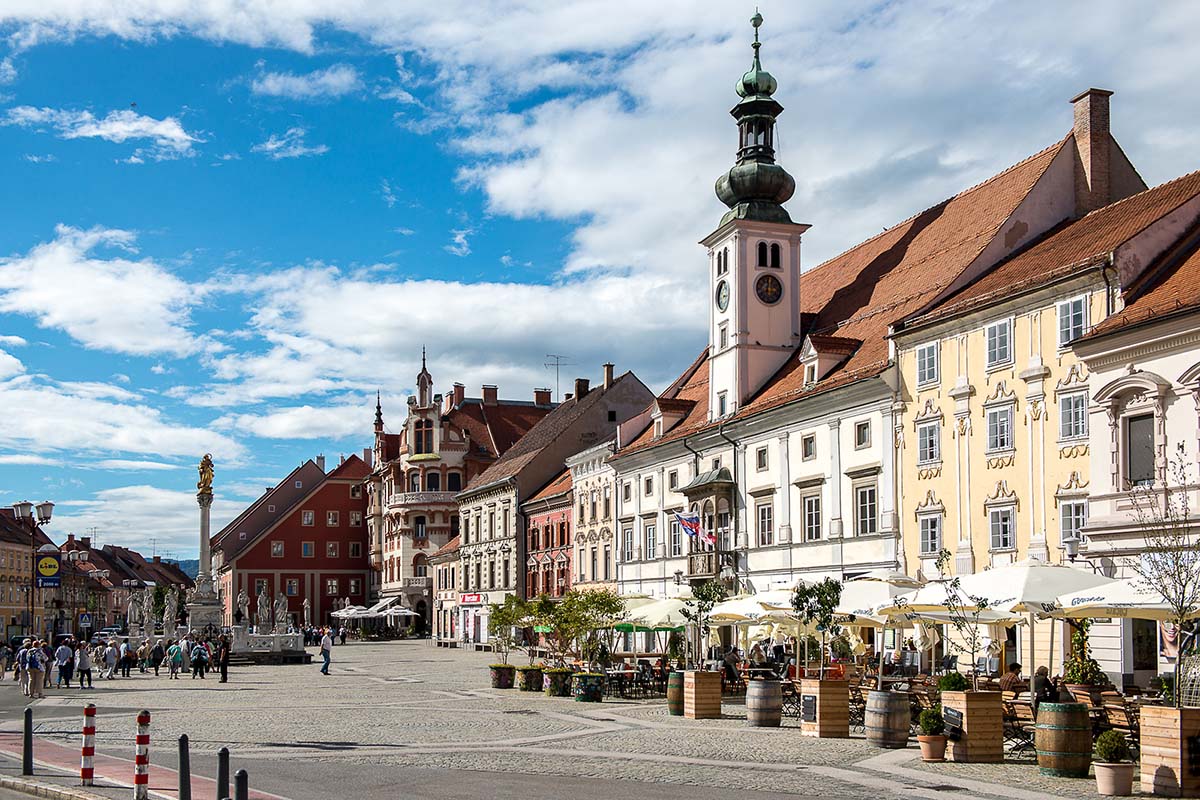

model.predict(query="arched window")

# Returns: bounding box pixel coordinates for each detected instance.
[447,472,462,492]
[426,472,441,491]
[409,471,420,492]
[757,241,768,267]
[770,242,781,269]
[413,553,429,578]
[413,418,434,454]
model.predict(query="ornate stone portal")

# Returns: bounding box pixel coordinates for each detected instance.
[186,453,224,632]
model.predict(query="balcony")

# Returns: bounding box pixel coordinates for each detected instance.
[686,549,735,580]
[403,577,432,588]
[388,492,458,508]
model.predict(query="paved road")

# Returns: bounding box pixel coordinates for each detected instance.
[0,642,1091,800]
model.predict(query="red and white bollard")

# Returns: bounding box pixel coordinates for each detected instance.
[80,704,96,786]
[133,710,150,800]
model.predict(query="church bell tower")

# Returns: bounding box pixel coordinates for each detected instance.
[703,13,809,421]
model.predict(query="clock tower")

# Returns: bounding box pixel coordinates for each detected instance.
[703,13,809,421]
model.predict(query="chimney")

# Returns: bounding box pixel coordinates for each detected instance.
[81,536,91,550]
[482,385,498,406]
[453,383,465,407]
[316,454,326,472]
[602,363,614,390]
[573,378,590,399]
[362,448,372,467]
[564,393,573,401]
[66,532,75,546]
[153,555,161,564]
[1071,88,1113,216]
[534,388,552,406]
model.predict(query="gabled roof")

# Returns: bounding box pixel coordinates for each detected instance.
[911,168,1200,325]
[619,137,1069,457]
[1087,220,1200,338]
[464,372,641,492]
[804,335,862,356]
[429,535,460,562]
[447,399,552,459]
[326,454,369,481]
[212,459,328,560]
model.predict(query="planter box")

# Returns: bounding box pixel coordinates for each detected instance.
[517,668,543,692]
[942,691,1003,764]
[684,670,722,719]
[799,678,849,738]
[573,673,604,703]
[1140,705,1200,797]
[489,665,515,689]
[544,670,573,697]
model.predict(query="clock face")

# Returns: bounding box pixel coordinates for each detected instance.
[715,280,730,312]
[756,274,783,305]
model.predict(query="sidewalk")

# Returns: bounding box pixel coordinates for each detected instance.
[0,735,283,800]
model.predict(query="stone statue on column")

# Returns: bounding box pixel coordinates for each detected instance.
[141,588,155,633]
[236,589,249,623]
[127,591,142,629]
[274,592,289,633]
[256,591,271,629]
[302,598,311,627]
[162,585,179,630]
[186,453,224,631]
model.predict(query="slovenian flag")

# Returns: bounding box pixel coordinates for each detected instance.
[675,512,701,538]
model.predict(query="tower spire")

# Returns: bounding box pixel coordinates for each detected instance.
[374,390,384,433]
[714,12,795,225]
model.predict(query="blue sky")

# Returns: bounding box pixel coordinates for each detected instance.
[1,1,1199,557]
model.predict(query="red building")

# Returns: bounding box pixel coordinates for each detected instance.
[521,468,573,599]
[212,455,370,628]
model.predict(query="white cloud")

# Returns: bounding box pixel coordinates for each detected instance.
[0,225,208,357]
[444,228,473,257]
[393,227,414,236]
[0,454,55,466]
[378,85,418,105]
[380,179,397,207]
[0,349,23,380]
[250,63,361,100]
[0,373,243,462]
[0,57,15,84]
[23,153,55,163]
[214,398,370,440]
[93,459,182,471]
[51,485,244,558]
[251,127,328,159]
[0,336,26,347]
[2,106,199,161]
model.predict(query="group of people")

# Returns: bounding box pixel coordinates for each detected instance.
[1,633,234,697]
[302,625,347,648]
[999,661,1058,713]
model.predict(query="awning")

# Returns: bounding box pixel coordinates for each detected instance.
[364,597,398,615]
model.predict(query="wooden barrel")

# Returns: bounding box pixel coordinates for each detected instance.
[865,690,910,749]
[666,672,685,716]
[746,679,782,727]
[1036,702,1092,777]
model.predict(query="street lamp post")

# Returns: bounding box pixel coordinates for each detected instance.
[12,500,54,638]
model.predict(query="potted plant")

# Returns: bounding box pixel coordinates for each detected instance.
[917,706,947,763]
[1093,730,1134,796]
[1063,621,1109,705]
[680,579,728,720]
[572,672,605,702]
[543,667,574,697]
[938,671,970,692]
[792,577,851,738]
[515,664,544,692]
[1127,449,1200,798]
[486,594,528,689]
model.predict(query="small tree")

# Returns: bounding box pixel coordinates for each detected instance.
[792,577,847,679]
[681,580,728,669]
[487,594,529,665]
[529,589,625,667]
[1127,445,1200,708]
[925,548,992,691]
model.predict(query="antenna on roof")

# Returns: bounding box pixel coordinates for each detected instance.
[544,354,574,403]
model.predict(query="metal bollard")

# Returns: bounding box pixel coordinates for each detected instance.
[22,706,33,776]
[234,769,248,800]
[81,704,97,785]
[133,710,151,800]
[216,747,230,800]
[178,734,191,800]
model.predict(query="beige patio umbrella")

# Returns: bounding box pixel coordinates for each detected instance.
[1052,577,1200,621]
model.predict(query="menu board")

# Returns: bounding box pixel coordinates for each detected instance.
[801,694,817,722]
[944,706,964,741]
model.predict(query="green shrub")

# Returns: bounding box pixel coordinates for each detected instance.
[1063,655,1107,685]
[938,672,970,692]
[1094,729,1131,763]
[488,663,514,670]
[918,706,945,736]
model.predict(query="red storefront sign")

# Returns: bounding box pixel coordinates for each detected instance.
[460,593,483,605]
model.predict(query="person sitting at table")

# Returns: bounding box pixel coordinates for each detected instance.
[749,641,767,666]
[999,662,1026,693]
[722,646,741,681]
[1031,665,1056,715]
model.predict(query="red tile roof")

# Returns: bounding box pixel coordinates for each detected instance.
[622,355,710,453]
[620,137,1068,455]
[449,400,553,459]
[1087,221,1200,337]
[430,535,461,560]
[528,467,573,503]
[914,168,1200,324]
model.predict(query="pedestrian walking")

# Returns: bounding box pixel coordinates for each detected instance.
[319,628,332,675]
[150,640,165,677]
[26,640,46,699]
[15,639,29,696]
[166,640,182,679]
[216,636,230,683]
[55,638,74,687]
[0,642,10,675]
[189,641,208,679]
[338,625,347,646]
[75,642,93,688]
[104,642,118,679]
[119,639,132,678]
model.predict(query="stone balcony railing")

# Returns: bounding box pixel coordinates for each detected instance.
[403,577,432,588]
[388,492,458,508]
[686,549,735,580]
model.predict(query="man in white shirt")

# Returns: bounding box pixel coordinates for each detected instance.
[319,630,332,675]
[54,640,74,687]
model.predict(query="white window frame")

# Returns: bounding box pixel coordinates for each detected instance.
[327,541,339,558]
[270,541,284,558]
[802,494,822,542]
[989,506,1015,551]
[301,541,315,558]
[986,405,1014,453]
[325,578,339,596]
[916,421,940,465]
[301,510,314,527]
[1057,295,1088,348]
[1059,391,1089,441]
[350,510,363,527]
[285,579,299,597]
[669,519,682,557]
[985,318,1013,369]
[644,476,654,496]
[717,392,728,417]
[916,342,939,387]
[756,502,774,547]
[644,523,657,558]
[801,434,816,461]
[621,527,634,562]
[326,510,339,527]
[755,446,768,472]
[718,323,729,350]
[918,514,942,556]
[1060,501,1088,546]
[854,483,878,536]
[854,420,871,449]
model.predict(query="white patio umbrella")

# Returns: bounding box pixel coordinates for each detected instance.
[711,594,771,623]
[1052,577,1200,621]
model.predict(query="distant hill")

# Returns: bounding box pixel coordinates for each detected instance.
[165,559,199,578]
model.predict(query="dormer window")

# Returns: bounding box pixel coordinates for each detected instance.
[804,364,817,384]
[717,392,728,417]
